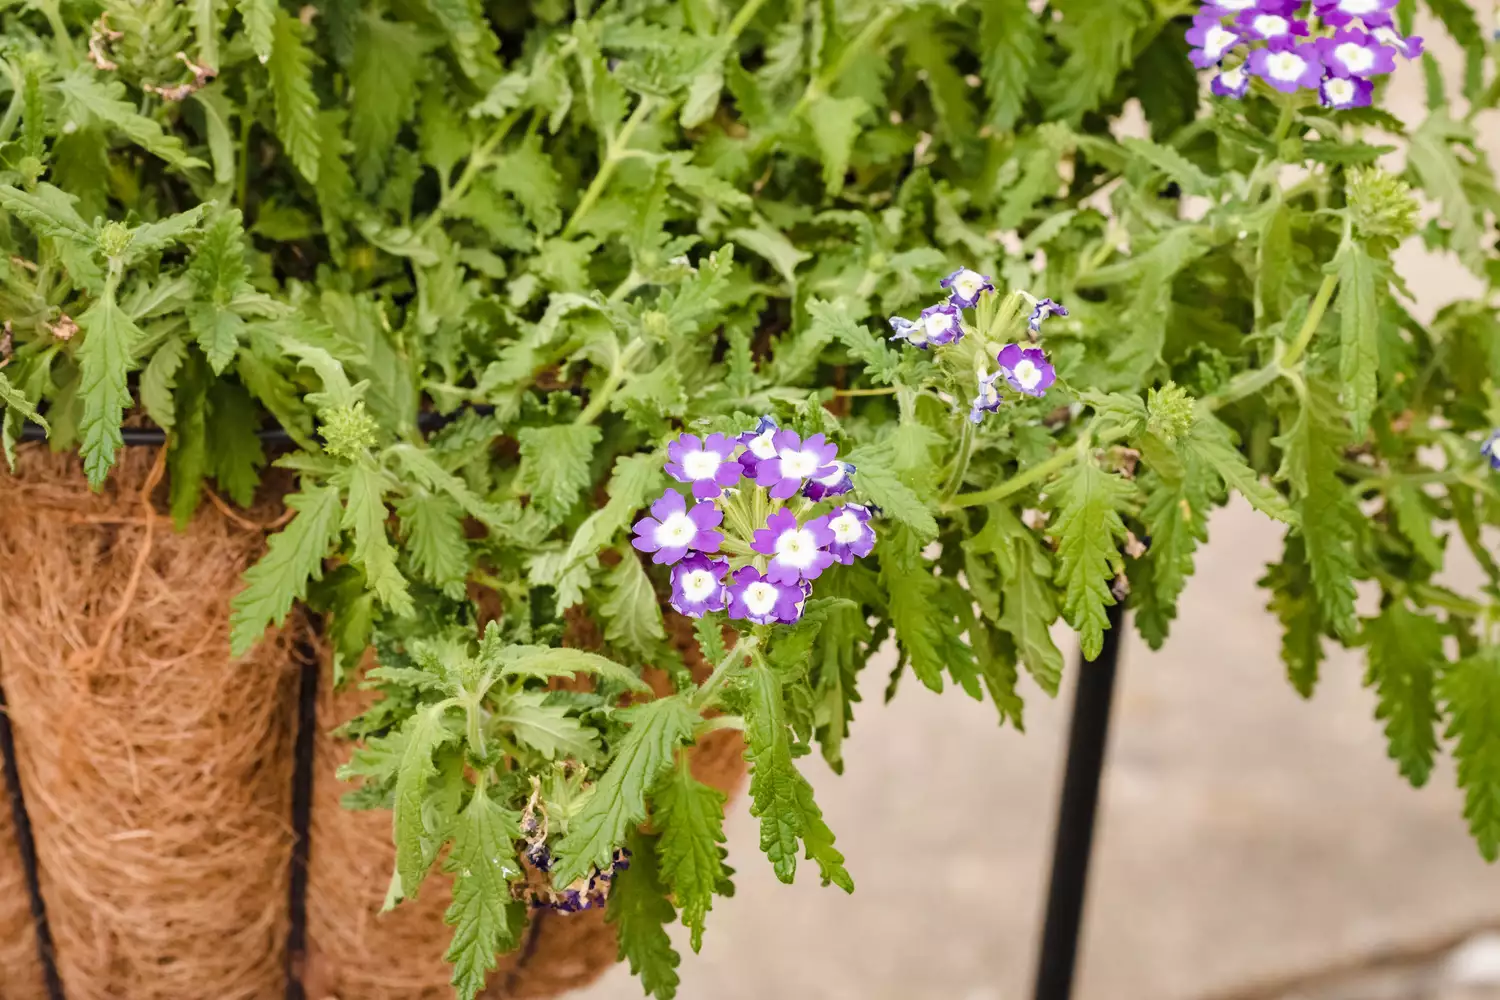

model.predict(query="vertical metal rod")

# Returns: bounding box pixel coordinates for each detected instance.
[284,620,322,1000]
[1032,600,1127,1000]
[0,682,65,1000]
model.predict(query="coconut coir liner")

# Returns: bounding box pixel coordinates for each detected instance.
[303,610,747,1000]
[0,445,302,1000]
[0,744,44,998]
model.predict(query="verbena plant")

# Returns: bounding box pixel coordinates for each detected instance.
[1,0,1498,996]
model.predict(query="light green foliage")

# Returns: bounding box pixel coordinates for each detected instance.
[443,787,524,1000]
[1362,603,1444,788]
[229,485,343,655]
[76,284,135,487]
[653,759,731,952]
[608,832,682,1000]
[1441,649,1500,861]
[1045,461,1134,660]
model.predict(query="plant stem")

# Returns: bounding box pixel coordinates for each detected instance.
[414,110,522,240]
[944,435,1088,511]
[561,97,656,240]
[725,0,771,40]
[833,386,898,397]
[1244,97,1300,205]
[576,338,645,424]
[693,635,760,710]
[1280,271,1339,369]
[791,8,897,116]
[940,417,975,505]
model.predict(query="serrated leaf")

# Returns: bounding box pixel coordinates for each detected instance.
[608,831,681,1000]
[979,0,1041,132]
[351,15,432,186]
[692,616,728,667]
[551,696,698,886]
[55,73,200,168]
[268,12,322,183]
[1440,646,1500,861]
[493,137,562,234]
[1338,242,1381,434]
[207,379,265,507]
[516,423,600,522]
[1135,451,1215,648]
[0,371,46,467]
[1121,137,1215,197]
[802,94,868,196]
[490,642,651,694]
[77,284,136,488]
[566,451,664,565]
[1362,602,1443,788]
[601,551,666,656]
[397,492,470,596]
[846,445,938,540]
[878,524,971,694]
[1186,413,1296,524]
[654,758,729,953]
[808,298,900,385]
[343,463,414,617]
[0,183,94,243]
[238,0,275,61]
[743,659,853,890]
[1041,0,1149,120]
[394,701,459,896]
[229,484,344,655]
[492,691,602,761]
[1261,536,1325,697]
[1045,460,1133,660]
[443,786,524,1000]
[994,520,1065,696]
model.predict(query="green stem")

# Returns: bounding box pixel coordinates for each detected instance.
[725,0,772,40]
[693,635,760,710]
[561,97,656,240]
[940,418,975,504]
[945,434,1088,511]
[791,9,897,116]
[833,386,898,397]
[576,339,645,424]
[1243,97,1300,205]
[414,111,522,240]
[1280,271,1339,369]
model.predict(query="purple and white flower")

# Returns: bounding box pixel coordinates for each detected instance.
[1201,0,1300,12]
[1319,74,1373,109]
[1370,25,1423,59]
[803,460,855,501]
[995,343,1057,398]
[751,509,836,585]
[1312,0,1397,29]
[665,432,742,499]
[630,489,723,565]
[916,303,964,347]
[669,553,729,618]
[940,268,995,309]
[1028,298,1068,333]
[1211,65,1251,98]
[737,416,780,477]
[1187,16,1244,68]
[888,315,930,348]
[1235,9,1309,42]
[1316,28,1396,78]
[1248,40,1324,93]
[825,504,876,565]
[1483,430,1500,472]
[727,566,805,625]
[755,431,839,500]
[969,369,1004,424]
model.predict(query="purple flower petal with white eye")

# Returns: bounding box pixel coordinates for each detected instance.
[995,343,1057,397]
[803,460,855,501]
[727,566,805,625]
[1235,9,1308,41]
[940,268,995,309]
[1319,74,1374,109]
[1187,16,1244,67]
[669,553,729,618]
[751,508,836,585]
[969,368,1004,424]
[1370,24,1423,59]
[916,303,964,347]
[888,315,930,349]
[630,489,722,564]
[1312,0,1397,28]
[1028,298,1068,333]
[1211,65,1251,98]
[737,416,779,477]
[755,431,839,500]
[665,432,742,499]
[1316,28,1396,79]
[826,504,876,565]
[1248,40,1324,93]
[1201,0,1300,13]
[1482,430,1500,472]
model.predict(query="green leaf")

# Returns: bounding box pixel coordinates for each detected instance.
[566,451,664,566]
[54,73,200,168]
[1041,0,1149,120]
[552,696,698,886]
[1407,113,1484,273]
[692,616,728,668]
[229,484,344,655]
[397,492,470,596]
[1362,602,1444,788]
[492,691,602,761]
[601,551,666,656]
[238,0,276,62]
[0,183,94,243]
[490,642,651,694]
[1045,460,1133,660]
[207,379,265,508]
[1260,536,1325,697]
[653,758,729,953]
[1135,453,1214,649]
[1337,242,1381,434]
[846,445,938,540]
[125,205,209,262]
[268,12,322,184]
[726,223,807,292]
[0,371,47,467]
[516,423,600,522]
[351,15,432,186]
[808,298,900,385]
[77,283,137,488]
[992,516,1065,696]
[443,786,525,1000]
[1440,646,1500,861]
[743,660,853,890]
[1121,137,1215,197]
[343,464,415,617]
[1389,481,1445,569]
[493,137,562,234]
[389,444,507,529]
[607,831,681,1000]
[801,95,868,196]
[1185,413,1296,525]
[187,211,251,373]
[979,0,1042,132]
[394,701,459,896]
[878,524,970,693]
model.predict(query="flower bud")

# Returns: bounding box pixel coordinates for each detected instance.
[1347,167,1419,244]
[1146,382,1196,444]
[96,220,133,259]
[321,401,379,459]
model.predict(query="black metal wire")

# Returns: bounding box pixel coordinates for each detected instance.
[284,617,323,1000]
[1033,599,1128,1000]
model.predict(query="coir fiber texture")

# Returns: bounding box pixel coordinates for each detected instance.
[303,610,747,1000]
[0,743,44,998]
[0,445,302,1000]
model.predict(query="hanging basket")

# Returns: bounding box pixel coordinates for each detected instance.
[303,612,747,1000]
[0,445,303,1000]
[0,745,44,998]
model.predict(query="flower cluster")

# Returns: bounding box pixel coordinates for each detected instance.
[631,420,876,626]
[1189,1,1423,109]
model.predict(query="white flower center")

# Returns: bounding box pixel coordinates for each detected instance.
[681,450,721,480]
[923,312,952,340]
[1220,67,1246,88]
[681,570,718,602]
[977,379,999,407]
[1335,42,1374,74]
[743,582,778,616]
[1372,26,1405,53]
[1341,0,1378,13]
[749,431,777,459]
[952,270,984,301]
[774,528,820,569]
[1219,0,1256,8]
[1012,359,1042,390]
[1252,15,1288,37]
[779,449,821,479]
[1324,78,1355,104]
[1267,51,1306,81]
[830,512,864,544]
[655,511,695,547]
[1204,26,1236,58]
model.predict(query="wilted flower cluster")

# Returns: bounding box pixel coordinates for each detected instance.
[631,420,876,626]
[889,269,1062,424]
[1189,0,1423,109]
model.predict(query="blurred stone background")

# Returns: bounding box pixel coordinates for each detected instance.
[577,21,1500,1000]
